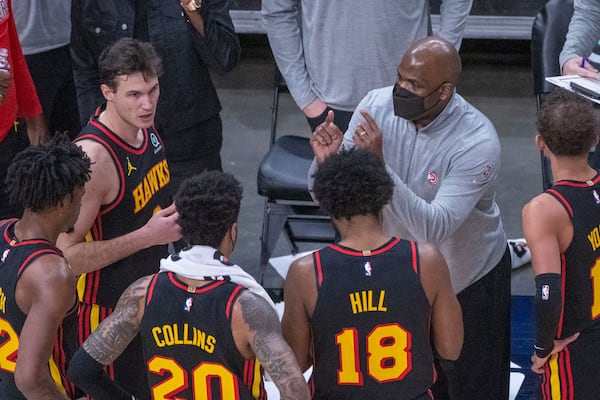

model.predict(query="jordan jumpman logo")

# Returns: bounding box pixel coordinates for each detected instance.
[126,157,137,176]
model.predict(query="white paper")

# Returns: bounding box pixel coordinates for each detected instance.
[545,75,600,104]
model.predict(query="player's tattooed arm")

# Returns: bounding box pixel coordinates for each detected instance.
[83,276,151,365]
[237,292,310,400]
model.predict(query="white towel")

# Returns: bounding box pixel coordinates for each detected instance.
[159,245,276,310]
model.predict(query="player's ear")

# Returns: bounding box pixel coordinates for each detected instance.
[439,82,453,101]
[535,134,545,151]
[100,83,114,101]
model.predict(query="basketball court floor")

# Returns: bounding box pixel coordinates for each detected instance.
[214,36,542,398]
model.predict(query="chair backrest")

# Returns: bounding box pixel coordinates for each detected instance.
[531,0,574,101]
[531,0,575,190]
[269,66,291,146]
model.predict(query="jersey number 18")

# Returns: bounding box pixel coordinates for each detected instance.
[335,323,412,385]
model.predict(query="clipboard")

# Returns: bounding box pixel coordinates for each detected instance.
[545,75,600,104]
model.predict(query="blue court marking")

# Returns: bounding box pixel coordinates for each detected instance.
[511,295,539,400]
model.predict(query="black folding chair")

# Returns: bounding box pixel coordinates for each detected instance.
[531,0,575,189]
[256,68,337,289]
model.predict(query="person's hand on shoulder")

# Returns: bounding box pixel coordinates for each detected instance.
[140,203,182,246]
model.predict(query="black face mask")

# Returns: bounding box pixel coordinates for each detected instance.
[392,83,443,120]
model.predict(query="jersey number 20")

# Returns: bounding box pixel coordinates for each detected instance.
[148,356,241,399]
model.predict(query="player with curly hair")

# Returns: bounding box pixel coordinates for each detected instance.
[0,134,91,399]
[523,88,600,398]
[68,171,310,400]
[283,148,463,399]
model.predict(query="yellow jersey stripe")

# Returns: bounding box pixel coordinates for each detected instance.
[548,353,561,399]
[252,360,262,399]
[49,357,66,395]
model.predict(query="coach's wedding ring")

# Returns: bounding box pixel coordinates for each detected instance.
[358,129,367,137]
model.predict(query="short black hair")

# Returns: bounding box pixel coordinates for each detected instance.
[175,171,243,248]
[6,134,91,212]
[537,88,599,156]
[312,149,394,220]
[99,37,163,91]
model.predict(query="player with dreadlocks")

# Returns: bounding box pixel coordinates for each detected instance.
[0,134,91,399]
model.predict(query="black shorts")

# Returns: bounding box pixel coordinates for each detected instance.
[432,246,512,400]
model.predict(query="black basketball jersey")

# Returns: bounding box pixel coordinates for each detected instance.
[75,106,171,309]
[140,272,266,399]
[310,238,433,399]
[0,220,80,399]
[546,173,600,338]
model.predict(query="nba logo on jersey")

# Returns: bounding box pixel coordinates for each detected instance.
[1,249,9,263]
[364,261,372,276]
[593,190,600,205]
[541,285,550,301]
[184,297,193,312]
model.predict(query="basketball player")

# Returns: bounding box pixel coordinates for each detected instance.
[56,38,181,398]
[283,149,463,399]
[68,171,310,400]
[0,135,91,399]
[523,88,600,398]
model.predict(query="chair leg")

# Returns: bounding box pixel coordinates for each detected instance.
[259,200,291,285]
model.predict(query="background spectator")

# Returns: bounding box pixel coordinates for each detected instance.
[70,0,241,193]
[262,0,473,132]
[13,0,80,138]
[0,0,49,220]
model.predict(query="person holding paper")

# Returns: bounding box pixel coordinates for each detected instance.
[560,0,600,79]
[560,0,600,168]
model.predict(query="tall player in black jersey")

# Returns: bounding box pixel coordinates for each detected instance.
[283,149,463,399]
[57,38,182,398]
[523,88,600,399]
[68,171,310,400]
[0,135,91,399]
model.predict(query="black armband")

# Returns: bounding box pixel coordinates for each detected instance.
[67,348,133,400]
[534,273,562,358]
